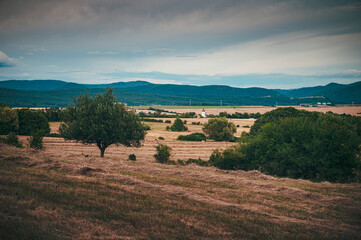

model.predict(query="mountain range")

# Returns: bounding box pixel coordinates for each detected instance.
[0,80,360,107]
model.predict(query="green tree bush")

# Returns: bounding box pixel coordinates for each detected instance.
[128,154,136,161]
[177,133,206,141]
[0,106,19,135]
[170,117,188,131]
[17,109,50,136]
[59,88,146,157]
[154,144,172,163]
[202,117,236,141]
[0,132,23,148]
[210,108,361,183]
[28,130,44,150]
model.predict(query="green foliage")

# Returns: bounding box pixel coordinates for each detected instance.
[170,117,188,132]
[28,130,44,150]
[176,158,211,166]
[128,154,136,161]
[250,107,318,135]
[59,88,146,157]
[158,136,165,140]
[177,133,206,141]
[165,120,171,123]
[143,124,151,131]
[211,108,361,183]
[44,107,63,122]
[0,106,19,134]
[0,132,23,148]
[154,144,172,163]
[202,117,236,141]
[45,133,61,138]
[17,109,50,136]
[210,147,244,170]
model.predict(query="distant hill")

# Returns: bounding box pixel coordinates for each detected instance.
[0,80,152,91]
[0,79,359,107]
[0,87,293,107]
[275,81,361,104]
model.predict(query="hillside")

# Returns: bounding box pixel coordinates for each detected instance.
[0,79,360,107]
[0,87,293,107]
[276,81,361,104]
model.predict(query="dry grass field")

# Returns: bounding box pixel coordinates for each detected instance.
[134,105,361,116]
[1,115,361,239]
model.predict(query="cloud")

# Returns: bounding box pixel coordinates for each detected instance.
[0,50,14,67]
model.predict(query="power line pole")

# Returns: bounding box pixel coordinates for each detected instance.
[189,99,192,106]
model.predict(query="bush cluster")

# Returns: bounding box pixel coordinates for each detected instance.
[210,108,361,183]
[177,133,206,141]
[0,132,23,148]
[28,130,44,150]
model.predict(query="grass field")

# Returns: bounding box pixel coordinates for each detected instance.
[132,105,361,116]
[1,117,361,239]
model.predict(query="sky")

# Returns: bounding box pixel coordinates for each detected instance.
[0,0,361,89]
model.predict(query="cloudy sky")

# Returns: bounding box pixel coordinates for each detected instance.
[0,0,361,88]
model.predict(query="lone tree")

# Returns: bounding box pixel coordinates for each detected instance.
[203,117,236,141]
[59,88,146,157]
[169,117,188,131]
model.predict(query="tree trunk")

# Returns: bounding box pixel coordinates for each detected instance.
[100,148,105,158]
[97,143,107,158]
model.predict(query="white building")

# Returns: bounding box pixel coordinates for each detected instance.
[201,108,206,118]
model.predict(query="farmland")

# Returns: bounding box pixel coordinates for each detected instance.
[1,112,361,239]
[133,105,361,116]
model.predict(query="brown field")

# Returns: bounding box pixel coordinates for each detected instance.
[1,118,361,239]
[134,105,361,116]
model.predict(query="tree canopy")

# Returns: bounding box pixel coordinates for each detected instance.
[202,117,236,141]
[170,117,188,131]
[17,109,50,136]
[59,88,146,157]
[0,106,19,135]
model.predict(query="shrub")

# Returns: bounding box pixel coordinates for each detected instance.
[17,109,50,136]
[165,120,171,123]
[236,125,240,127]
[154,144,172,163]
[0,132,23,148]
[128,154,136,161]
[170,117,188,131]
[192,122,197,125]
[28,130,44,150]
[202,117,236,141]
[177,133,206,141]
[183,120,187,124]
[209,147,244,170]
[243,125,250,128]
[165,126,170,131]
[158,136,165,140]
[143,124,151,130]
